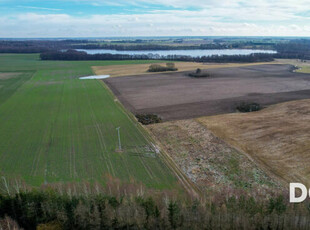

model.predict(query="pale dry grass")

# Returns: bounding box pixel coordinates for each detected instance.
[0,72,21,80]
[92,62,274,77]
[148,119,281,196]
[197,99,310,186]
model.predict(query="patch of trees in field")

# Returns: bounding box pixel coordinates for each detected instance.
[237,102,262,112]
[135,114,162,125]
[148,63,178,72]
[40,50,275,63]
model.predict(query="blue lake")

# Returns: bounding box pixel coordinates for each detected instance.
[76,49,276,57]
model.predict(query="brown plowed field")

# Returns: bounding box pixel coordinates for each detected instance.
[103,64,310,121]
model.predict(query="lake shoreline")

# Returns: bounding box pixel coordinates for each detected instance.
[75,48,276,58]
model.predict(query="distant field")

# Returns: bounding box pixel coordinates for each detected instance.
[275,59,310,73]
[93,62,273,77]
[103,64,310,120]
[0,54,178,189]
[197,99,310,187]
[299,66,310,73]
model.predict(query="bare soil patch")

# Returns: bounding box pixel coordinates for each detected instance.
[197,99,310,187]
[104,64,310,121]
[0,72,22,80]
[93,62,272,77]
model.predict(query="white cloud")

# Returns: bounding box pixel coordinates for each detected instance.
[1,0,310,37]
[82,0,310,12]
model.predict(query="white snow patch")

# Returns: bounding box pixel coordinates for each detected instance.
[79,75,110,80]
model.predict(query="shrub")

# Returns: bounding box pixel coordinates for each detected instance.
[237,102,262,112]
[135,114,162,125]
[188,68,210,78]
[166,63,176,69]
[196,68,202,74]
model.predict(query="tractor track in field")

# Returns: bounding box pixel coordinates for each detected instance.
[81,81,113,177]
[99,79,202,198]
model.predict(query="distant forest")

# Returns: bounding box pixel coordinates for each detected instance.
[40,49,274,63]
[70,43,231,50]
[0,40,86,53]
[1,39,310,61]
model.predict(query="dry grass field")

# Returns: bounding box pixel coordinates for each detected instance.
[92,62,274,77]
[197,99,310,187]
[148,119,282,197]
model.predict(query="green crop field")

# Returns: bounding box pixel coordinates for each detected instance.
[0,54,178,189]
[0,71,34,106]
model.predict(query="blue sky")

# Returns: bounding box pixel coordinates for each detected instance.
[0,0,310,37]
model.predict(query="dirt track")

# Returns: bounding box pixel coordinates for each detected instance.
[103,64,310,120]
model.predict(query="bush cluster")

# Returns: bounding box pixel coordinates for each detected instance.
[135,114,162,125]
[188,68,210,78]
[237,102,262,112]
[148,63,178,72]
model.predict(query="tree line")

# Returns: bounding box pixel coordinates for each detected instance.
[40,50,275,63]
[1,187,310,230]
[274,41,310,59]
[0,40,87,53]
[70,43,231,51]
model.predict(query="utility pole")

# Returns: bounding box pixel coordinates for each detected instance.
[116,127,122,151]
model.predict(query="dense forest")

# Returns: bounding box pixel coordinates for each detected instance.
[1,183,309,230]
[274,40,310,59]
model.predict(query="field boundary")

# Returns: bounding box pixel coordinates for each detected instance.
[145,127,203,199]
[98,79,202,198]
